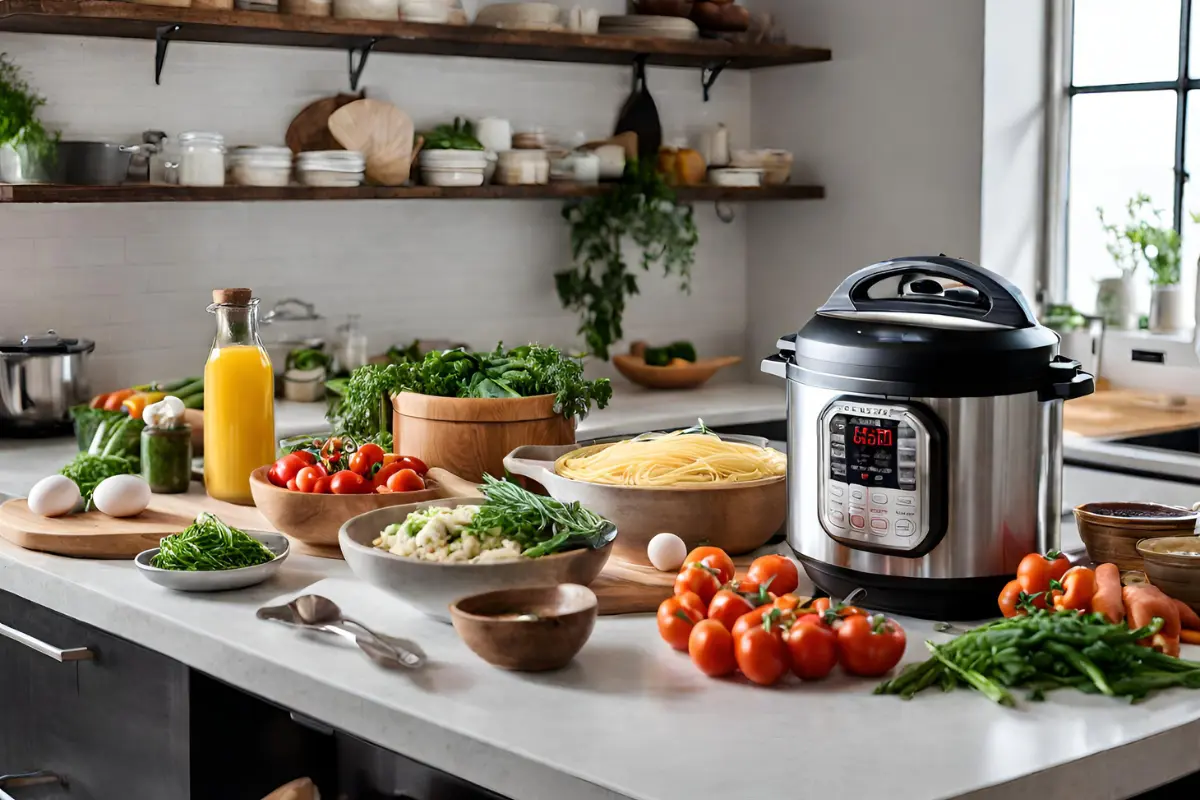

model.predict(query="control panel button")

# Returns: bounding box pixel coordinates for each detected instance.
[895,519,915,537]
[850,487,865,502]
[850,514,866,530]
[896,495,915,507]
[831,419,846,433]
[831,445,846,459]
[830,485,845,498]
[870,517,888,533]
[898,425,916,439]
[871,492,888,505]
[898,468,916,484]
[832,463,847,477]
[831,433,845,444]
[829,510,846,527]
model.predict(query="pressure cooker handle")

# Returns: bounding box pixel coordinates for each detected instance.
[819,256,1038,329]
[1039,355,1095,402]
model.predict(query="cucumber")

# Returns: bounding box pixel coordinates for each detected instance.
[157,376,201,393]
[182,392,204,409]
[170,378,205,398]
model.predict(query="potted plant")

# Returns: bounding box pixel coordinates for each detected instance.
[0,54,57,184]
[283,347,331,403]
[1139,217,1183,333]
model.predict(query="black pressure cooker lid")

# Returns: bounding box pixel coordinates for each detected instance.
[0,330,95,355]
[772,256,1094,399]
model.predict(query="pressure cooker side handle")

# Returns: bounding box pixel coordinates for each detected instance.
[819,256,1038,330]
[1039,356,1096,401]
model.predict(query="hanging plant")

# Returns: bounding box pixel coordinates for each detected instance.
[0,54,57,170]
[557,162,698,360]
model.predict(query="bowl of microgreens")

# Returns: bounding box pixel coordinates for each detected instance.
[134,512,289,592]
[339,475,617,622]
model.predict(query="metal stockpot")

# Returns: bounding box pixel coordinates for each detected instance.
[0,331,95,436]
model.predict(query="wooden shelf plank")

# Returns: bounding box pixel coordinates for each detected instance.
[0,183,826,203]
[0,0,831,69]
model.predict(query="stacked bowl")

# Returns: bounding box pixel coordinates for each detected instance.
[419,149,490,187]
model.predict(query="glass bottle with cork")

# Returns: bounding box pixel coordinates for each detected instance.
[204,288,275,504]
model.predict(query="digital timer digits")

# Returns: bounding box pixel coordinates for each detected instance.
[852,426,893,447]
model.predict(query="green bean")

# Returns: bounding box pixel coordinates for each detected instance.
[151,513,274,571]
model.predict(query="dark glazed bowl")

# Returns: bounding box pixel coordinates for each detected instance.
[1074,502,1198,571]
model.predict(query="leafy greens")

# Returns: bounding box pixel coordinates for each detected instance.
[467,474,616,558]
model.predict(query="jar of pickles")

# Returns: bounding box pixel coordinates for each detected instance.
[140,396,193,494]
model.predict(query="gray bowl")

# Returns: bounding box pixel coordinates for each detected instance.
[339,497,614,622]
[134,531,290,592]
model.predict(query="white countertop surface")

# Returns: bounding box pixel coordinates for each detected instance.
[1,538,1199,800]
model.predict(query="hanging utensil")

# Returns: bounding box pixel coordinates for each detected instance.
[615,56,662,162]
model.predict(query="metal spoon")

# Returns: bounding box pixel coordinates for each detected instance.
[289,595,423,668]
[257,598,423,669]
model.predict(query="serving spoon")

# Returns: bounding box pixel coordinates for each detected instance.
[257,595,423,669]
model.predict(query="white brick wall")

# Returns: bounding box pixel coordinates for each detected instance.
[0,18,752,389]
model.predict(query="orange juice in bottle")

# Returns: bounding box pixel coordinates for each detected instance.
[204,288,275,504]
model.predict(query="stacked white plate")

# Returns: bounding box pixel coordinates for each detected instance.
[598,14,699,40]
[420,149,489,187]
[295,150,366,187]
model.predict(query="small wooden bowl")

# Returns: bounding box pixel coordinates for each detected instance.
[612,354,741,390]
[249,466,442,558]
[1073,502,1198,571]
[1136,536,1200,613]
[450,584,598,671]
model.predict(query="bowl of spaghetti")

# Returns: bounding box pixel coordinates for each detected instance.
[503,425,786,565]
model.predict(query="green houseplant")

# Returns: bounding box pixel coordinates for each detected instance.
[1095,194,1186,331]
[557,162,698,360]
[0,54,57,183]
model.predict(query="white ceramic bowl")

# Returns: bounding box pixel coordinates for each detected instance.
[421,168,486,187]
[475,1,561,28]
[134,531,290,592]
[339,497,614,622]
[709,167,763,188]
[420,149,490,170]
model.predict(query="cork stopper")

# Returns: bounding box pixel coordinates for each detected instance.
[212,288,253,305]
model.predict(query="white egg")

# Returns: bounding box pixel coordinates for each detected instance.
[28,475,81,518]
[647,532,687,572]
[92,474,151,518]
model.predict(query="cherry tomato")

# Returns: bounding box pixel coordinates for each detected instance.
[728,579,775,608]
[1016,550,1070,599]
[682,546,736,585]
[792,613,830,631]
[294,465,326,493]
[688,619,737,677]
[357,443,386,466]
[997,579,1025,618]
[386,468,426,493]
[291,450,317,465]
[674,564,722,606]
[774,593,803,613]
[731,605,788,644]
[837,614,907,677]
[268,453,308,488]
[708,590,755,632]
[736,625,790,686]
[330,470,368,495]
[373,462,404,489]
[785,619,839,680]
[812,597,866,620]
[286,478,298,491]
[313,476,333,494]
[394,455,429,476]
[746,555,800,597]
[657,595,705,651]
[349,451,375,476]
[677,591,707,620]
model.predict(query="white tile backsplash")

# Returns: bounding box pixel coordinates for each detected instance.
[0,31,753,390]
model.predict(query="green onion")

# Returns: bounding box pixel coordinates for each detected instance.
[151,512,274,571]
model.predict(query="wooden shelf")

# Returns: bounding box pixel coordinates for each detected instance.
[0,0,832,70]
[0,183,826,204]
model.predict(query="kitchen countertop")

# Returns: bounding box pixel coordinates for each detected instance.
[2,539,1199,800]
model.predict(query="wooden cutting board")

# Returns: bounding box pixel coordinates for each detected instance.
[1063,389,1200,440]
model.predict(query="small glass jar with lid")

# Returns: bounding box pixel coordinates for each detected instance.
[178,132,226,187]
[141,424,193,494]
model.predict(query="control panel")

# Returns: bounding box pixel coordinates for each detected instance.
[817,398,942,553]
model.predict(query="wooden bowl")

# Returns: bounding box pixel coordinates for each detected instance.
[339,498,613,621]
[450,584,598,671]
[249,466,442,558]
[504,436,785,566]
[1073,502,1198,571]
[1136,536,1200,613]
[391,392,575,483]
[612,354,741,390]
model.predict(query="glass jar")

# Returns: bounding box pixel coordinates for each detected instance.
[141,425,193,494]
[179,132,226,187]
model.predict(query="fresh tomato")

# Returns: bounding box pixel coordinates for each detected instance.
[658,595,705,651]
[294,465,327,493]
[330,470,368,495]
[386,468,426,493]
[383,454,429,475]
[89,393,109,409]
[708,589,755,631]
[736,625,790,686]
[102,389,135,411]
[997,579,1025,618]
[731,605,787,644]
[688,619,737,677]
[674,564,722,606]
[313,476,332,494]
[286,478,298,491]
[349,450,375,476]
[773,593,804,613]
[682,546,736,585]
[785,618,839,680]
[837,614,906,677]
[373,463,404,489]
[268,454,309,488]
[746,555,800,597]
[1016,550,1069,600]
[357,443,386,466]
[812,597,866,621]
[291,450,317,465]
[678,591,707,620]
[792,613,830,631]
[727,579,775,608]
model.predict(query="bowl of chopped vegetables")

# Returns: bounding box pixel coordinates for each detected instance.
[338,476,617,622]
[134,512,290,592]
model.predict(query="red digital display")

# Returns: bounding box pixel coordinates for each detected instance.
[852,426,893,447]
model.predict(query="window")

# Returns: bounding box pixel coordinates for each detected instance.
[1064,0,1198,327]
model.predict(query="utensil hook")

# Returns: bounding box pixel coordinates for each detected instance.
[701,59,731,102]
[154,24,180,86]
[348,38,381,92]
[714,201,735,224]
[631,54,648,90]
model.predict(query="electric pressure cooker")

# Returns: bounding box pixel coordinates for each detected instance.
[761,256,1095,619]
[0,331,95,436]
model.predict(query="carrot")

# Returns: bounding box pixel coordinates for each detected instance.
[1172,598,1200,631]
[1124,584,1182,657]
[1182,630,1200,646]
[1091,563,1125,624]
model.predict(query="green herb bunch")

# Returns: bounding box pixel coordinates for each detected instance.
[0,54,57,170]
[1098,194,1181,286]
[60,414,142,507]
[420,117,484,151]
[467,474,617,558]
[557,161,698,359]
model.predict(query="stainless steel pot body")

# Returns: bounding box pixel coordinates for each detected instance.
[786,379,1062,580]
[56,141,142,186]
[0,351,93,430]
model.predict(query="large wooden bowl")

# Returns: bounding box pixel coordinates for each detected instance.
[249,466,442,558]
[339,498,613,622]
[1073,501,1198,571]
[391,392,575,483]
[613,354,741,390]
[503,436,785,566]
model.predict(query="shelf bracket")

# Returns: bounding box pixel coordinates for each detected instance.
[715,201,736,224]
[154,24,180,86]
[348,38,380,92]
[701,60,731,102]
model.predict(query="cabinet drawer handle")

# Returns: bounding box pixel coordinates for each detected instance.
[0,770,65,798]
[0,621,93,662]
